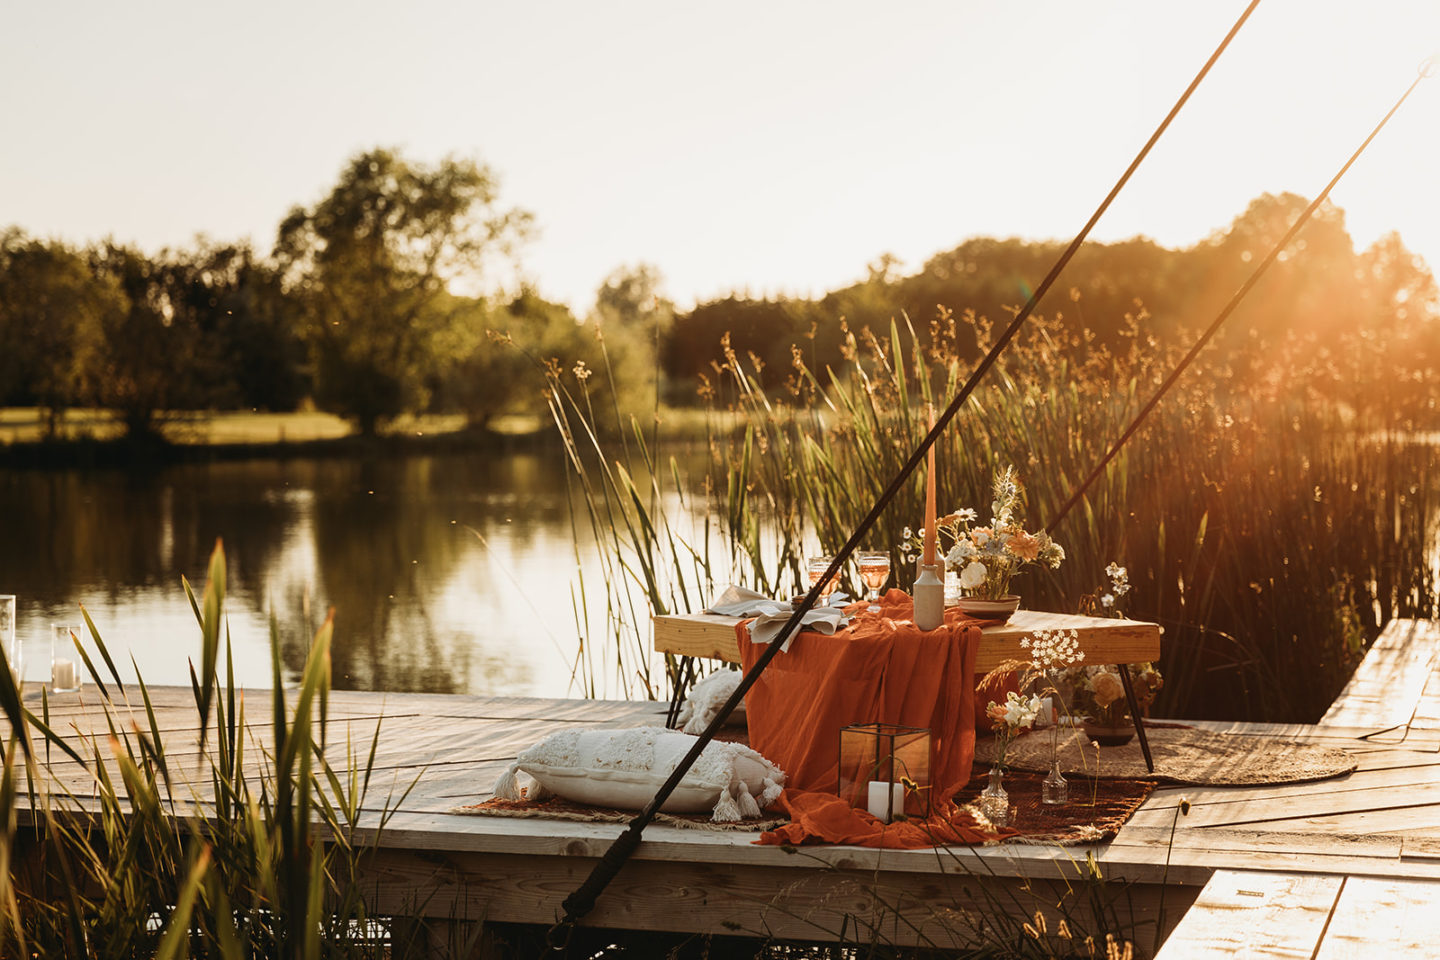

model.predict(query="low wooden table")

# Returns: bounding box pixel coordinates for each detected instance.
[653,608,1162,673]
[654,606,1165,769]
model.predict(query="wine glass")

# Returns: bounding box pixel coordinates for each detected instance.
[857,551,891,612]
[806,555,839,604]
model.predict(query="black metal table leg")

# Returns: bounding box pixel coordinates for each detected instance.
[664,655,696,729]
[1118,663,1155,772]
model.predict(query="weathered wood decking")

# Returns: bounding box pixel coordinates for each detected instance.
[14,619,1440,955]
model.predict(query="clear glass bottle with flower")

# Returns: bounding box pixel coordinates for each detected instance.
[979,690,1046,827]
[983,627,1086,805]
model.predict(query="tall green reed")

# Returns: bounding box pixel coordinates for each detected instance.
[551,295,1437,721]
[0,541,416,958]
[700,305,1437,721]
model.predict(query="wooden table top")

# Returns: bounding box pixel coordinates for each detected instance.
[652,607,1162,673]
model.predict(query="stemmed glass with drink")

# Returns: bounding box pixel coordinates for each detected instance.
[806,555,840,604]
[856,551,891,612]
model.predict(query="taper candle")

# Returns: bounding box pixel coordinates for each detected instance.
[922,408,937,566]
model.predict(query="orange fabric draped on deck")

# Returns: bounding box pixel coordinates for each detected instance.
[738,588,1006,847]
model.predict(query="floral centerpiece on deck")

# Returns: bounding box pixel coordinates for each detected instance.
[1069,662,1163,728]
[917,466,1065,601]
[1068,560,1163,732]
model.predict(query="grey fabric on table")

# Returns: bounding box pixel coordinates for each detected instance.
[703,585,852,652]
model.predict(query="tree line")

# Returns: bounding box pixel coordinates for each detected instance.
[2,147,1436,441]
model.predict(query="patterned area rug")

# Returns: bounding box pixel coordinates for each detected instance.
[954,771,1156,846]
[975,726,1357,786]
[453,773,1155,846]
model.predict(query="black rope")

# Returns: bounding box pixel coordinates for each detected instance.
[549,0,1262,942]
[1045,57,1435,537]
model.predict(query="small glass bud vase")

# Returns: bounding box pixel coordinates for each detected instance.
[1042,760,1068,805]
[978,766,1009,827]
[1041,721,1067,805]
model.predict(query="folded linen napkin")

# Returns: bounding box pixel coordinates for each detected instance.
[704,585,851,652]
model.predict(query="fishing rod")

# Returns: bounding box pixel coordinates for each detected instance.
[547,1,1264,948]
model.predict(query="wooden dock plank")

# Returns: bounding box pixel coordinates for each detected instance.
[1314,876,1440,958]
[13,677,1440,947]
[1321,619,1440,733]
[1125,767,1440,831]
[1152,870,1342,959]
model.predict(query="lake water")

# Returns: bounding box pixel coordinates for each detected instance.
[0,450,689,699]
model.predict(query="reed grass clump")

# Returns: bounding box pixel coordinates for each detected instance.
[0,541,417,958]
[697,306,1437,722]
[551,296,1438,722]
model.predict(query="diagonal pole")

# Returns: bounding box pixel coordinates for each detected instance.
[550,0,1265,942]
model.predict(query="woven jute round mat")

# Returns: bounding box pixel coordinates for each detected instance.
[974,726,1357,786]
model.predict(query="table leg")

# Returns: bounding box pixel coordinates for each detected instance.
[1119,663,1155,772]
[664,656,696,729]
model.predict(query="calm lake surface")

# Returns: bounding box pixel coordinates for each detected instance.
[0,450,688,699]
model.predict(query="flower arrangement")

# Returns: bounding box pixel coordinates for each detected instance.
[913,466,1065,600]
[1068,559,1163,726]
[1069,663,1163,727]
[985,690,1046,770]
[981,627,1086,805]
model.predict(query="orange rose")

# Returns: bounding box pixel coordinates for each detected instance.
[1010,530,1040,562]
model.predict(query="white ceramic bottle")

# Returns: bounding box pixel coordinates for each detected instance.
[913,561,945,631]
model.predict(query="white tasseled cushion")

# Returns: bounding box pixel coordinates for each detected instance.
[491,726,785,821]
[676,669,747,734]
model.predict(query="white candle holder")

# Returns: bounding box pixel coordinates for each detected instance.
[51,625,81,694]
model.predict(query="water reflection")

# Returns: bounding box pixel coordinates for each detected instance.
[0,451,607,697]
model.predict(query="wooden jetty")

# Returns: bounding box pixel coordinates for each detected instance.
[11,618,1440,956]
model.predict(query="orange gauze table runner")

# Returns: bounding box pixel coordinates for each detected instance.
[735,588,982,804]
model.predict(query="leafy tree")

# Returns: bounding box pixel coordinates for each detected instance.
[166,241,307,411]
[274,148,533,435]
[0,231,115,433]
[591,263,673,403]
[86,243,217,440]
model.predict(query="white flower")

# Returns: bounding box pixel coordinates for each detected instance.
[1021,628,1084,670]
[989,691,1043,731]
[902,526,913,541]
[1101,593,1115,608]
[947,541,977,565]
[959,560,987,590]
[956,507,978,522]
[1105,562,1126,580]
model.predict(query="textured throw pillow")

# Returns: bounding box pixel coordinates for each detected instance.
[491,726,785,822]
[675,669,747,734]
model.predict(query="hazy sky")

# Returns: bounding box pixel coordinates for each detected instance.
[3,1,1437,313]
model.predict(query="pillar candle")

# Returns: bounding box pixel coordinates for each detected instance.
[867,780,904,822]
[52,658,78,691]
